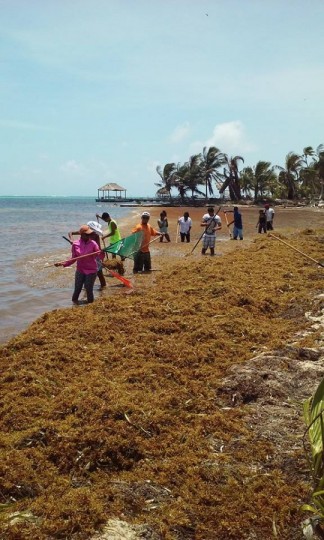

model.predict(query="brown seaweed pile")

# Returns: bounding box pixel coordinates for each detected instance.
[102,259,125,276]
[0,230,324,539]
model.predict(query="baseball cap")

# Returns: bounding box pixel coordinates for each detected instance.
[141,211,150,218]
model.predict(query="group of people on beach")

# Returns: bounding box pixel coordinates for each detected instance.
[256,204,275,233]
[54,211,164,304]
[54,204,275,305]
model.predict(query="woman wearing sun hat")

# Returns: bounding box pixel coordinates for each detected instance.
[55,225,104,304]
[66,221,106,289]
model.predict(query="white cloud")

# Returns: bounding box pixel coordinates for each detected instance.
[0,119,51,131]
[190,121,256,156]
[168,122,191,143]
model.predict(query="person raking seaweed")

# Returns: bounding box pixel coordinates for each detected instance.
[132,212,163,273]
[96,212,122,258]
[55,224,104,305]
[200,206,222,256]
[224,206,243,240]
[67,220,106,289]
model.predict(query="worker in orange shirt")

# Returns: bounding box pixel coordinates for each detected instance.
[132,211,163,273]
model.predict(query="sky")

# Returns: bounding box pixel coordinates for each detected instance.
[1,0,323,197]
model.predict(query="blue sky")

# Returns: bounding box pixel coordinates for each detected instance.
[1,0,323,197]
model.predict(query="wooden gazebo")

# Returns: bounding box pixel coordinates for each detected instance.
[97,183,127,200]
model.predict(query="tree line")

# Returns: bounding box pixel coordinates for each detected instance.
[155,144,324,202]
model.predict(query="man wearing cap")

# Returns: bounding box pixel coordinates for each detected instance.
[132,212,163,273]
[55,225,104,304]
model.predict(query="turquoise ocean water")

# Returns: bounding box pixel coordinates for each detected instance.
[0,197,136,344]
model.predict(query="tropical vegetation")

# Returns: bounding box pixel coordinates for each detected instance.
[303,378,324,539]
[155,144,324,202]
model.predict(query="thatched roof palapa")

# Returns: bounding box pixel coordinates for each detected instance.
[97,182,127,199]
[98,183,126,192]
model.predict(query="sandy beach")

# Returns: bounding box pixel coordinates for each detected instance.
[44,204,324,289]
[0,205,323,539]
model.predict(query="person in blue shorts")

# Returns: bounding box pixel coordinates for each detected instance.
[226,206,243,240]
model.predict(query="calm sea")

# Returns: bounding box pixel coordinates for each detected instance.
[0,197,136,344]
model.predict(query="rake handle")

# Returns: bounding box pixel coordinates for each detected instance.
[190,205,222,254]
[270,234,323,267]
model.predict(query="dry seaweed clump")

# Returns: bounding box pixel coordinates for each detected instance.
[0,229,323,539]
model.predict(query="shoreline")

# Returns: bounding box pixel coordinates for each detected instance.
[1,216,323,538]
[1,204,323,346]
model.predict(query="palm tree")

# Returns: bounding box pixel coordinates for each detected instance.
[276,152,304,199]
[172,163,187,203]
[239,169,253,198]
[155,163,176,197]
[313,144,324,200]
[299,166,318,199]
[199,146,226,199]
[219,155,244,200]
[302,146,315,167]
[174,154,204,200]
[240,161,277,201]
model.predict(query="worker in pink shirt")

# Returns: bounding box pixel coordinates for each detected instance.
[55,224,104,305]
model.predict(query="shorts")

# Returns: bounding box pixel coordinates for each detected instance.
[202,235,216,249]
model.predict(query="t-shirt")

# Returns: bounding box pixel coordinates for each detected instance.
[107,219,121,245]
[132,223,159,252]
[178,216,192,234]
[265,208,275,221]
[202,213,221,236]
[157,217,168,234]
[233,211,242,229]
[258,213,266,225]
[63,238,102,274]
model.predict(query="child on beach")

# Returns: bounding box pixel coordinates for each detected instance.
[256,209,267,234]
[55,225,104,304]
[157,211,171,242]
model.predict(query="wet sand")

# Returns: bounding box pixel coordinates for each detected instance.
[129,204,324,263]
[33,204,324,288]
[3,204,323,345]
